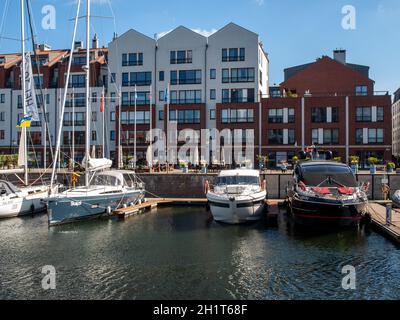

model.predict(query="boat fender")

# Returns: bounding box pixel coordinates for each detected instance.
[204,180,210,194]
[106,206,112,215]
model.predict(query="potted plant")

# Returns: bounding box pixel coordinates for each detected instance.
[333,157,342,163]
[350,156,359,174]
[292,156,299,164]
[256,155,266,170]
[368,157,379,174]
[179,160,188,173]
[386,162,396,173]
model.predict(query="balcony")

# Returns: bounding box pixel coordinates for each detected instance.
[222,56,245,62]
[221,117,254,124]
[122,100,150,107]
[222,97,255,104]
[222,76,255,83]
[63,120,85,126]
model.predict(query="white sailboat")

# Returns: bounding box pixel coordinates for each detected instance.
[0,0,54,219]
[46,0,145,226]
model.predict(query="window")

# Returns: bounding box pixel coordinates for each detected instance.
[170,50,192,64]
[288,108,295,123]
[0,130,4,140]
[210,109,216,120]
[0,94,5,103]
[92,131,97,141]
[110,130,115,141]
[159,91,165,102]
[159,71,164,81]
[169,109,200,124]
[91,111,97,122]
[159,110,164,120]
[170,70,201,85]
[367,129,384,144]
[0,112,5,121]
[17,95,22,108]
[69,74,85,88]
[210,69,216,80]
[221,109,254,123]
[75,112,85,126]
[377,107,384,122]
[222,89,254,103]
[332,107,339,123]
[222,69,229,83]
[356,85,368,96]
[222,48,245,62]
[122,52,143,66]
[110,111,115,122]
[230,68,255,83]
[288,129,295,144]
[210,89,216,100]
[356,129,363,145]
[110,92,116,103]
[110,73,116,83]
[268,129,283,145]
[73,56,86,65]
[356,107,372,122]
[170,90,201,104]
[268,109,283,123]
[312,129,339,144]
[130,72,152,86]
[311,107,327,123]
[92,92,97,103]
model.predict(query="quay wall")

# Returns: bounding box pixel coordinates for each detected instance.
[137,173,400,201]
[0,170,398,201]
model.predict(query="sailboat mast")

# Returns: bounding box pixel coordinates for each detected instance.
[84,0,91,187]
[20,0,28,186]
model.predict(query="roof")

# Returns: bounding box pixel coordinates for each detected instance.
[284,57,370,81]
[218,169,260,177]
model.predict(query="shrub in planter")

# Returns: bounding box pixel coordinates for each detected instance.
[333,157,342,163]
[387,162,396,173]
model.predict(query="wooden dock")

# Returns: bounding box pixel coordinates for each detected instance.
[367,203,400,243]
[113,198,208,218]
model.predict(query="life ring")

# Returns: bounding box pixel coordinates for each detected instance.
[204,180,210,194]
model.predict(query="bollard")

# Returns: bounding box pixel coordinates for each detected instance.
[386,203,392,225]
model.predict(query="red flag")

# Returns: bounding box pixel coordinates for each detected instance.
[100,92,104,113]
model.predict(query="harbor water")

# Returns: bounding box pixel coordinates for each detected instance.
[0,206,400,300]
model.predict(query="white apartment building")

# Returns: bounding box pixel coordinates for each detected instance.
[107,22,269,158]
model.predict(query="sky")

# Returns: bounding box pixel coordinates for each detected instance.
[0,0,399,93]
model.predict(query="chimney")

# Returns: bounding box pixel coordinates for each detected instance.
[333,49,346,64]
[74,40,83,51]
[92,34,99,49]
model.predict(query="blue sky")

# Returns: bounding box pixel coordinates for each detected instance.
[1,0,399,93]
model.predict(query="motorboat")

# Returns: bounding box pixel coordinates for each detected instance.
[47,170,145,226]
[205,169,267,224]
[286,161,369,227]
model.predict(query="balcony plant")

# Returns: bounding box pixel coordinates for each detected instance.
[256,155,266,169]
[179,160,188,173]
[368,157,379,174]
[386,162,396,173]
[350,155,359,174]
[333,157,342,163]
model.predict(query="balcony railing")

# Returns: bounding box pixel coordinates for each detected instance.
[122,100,151,107]
[170,79,202,85]
[63,120,85,126]
[222,97,255,104]
[122,61,143,67]
[170,58,192,64]
[170,99,202,105]
[222,76,255,83]
[221,117,254,124]
[222,56,245,62]
[122,81,152,87]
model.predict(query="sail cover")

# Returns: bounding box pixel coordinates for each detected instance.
[24,53,39,121]
[86,157,112,172]
[17,129,26,167]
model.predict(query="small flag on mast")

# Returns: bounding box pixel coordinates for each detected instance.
[16,115,32,128]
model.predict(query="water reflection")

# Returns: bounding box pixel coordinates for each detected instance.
[0,207,399,300]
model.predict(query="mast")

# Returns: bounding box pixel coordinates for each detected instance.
[20,0,28,185]
[84,0,91,187]
[134,84,137,169]
[72,88,75,166]
[102,86,105,158]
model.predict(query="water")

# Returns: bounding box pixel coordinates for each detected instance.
[0,207,399,300]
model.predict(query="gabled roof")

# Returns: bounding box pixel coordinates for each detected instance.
[110,28,156,45]
[157,25,207,42]
[209,22,258,39]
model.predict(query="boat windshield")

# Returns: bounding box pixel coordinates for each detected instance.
[91,174,122,187]
[300,165,357,187]
[216,176,259,186]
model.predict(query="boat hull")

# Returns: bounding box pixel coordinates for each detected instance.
[288,196,367,227]
[0,193,47,219]
[47,189,144,226]
[207,192,266,224]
